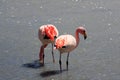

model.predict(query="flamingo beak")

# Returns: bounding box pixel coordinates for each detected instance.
[84,32,87,40]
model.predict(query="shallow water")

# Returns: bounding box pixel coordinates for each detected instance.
[0,0,120,80]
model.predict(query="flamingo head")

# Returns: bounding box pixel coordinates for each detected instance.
[77,27,87,40]
[44,26,57,41]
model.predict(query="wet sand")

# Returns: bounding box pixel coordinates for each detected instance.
[0,0,120,80]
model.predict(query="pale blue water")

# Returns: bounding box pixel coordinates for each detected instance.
[0,0,120,80]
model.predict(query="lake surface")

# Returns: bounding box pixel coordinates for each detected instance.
[0,0,120,80]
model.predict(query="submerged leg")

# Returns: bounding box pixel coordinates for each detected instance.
[59,53,62,72]
[52,44,55,63]
[66,53,70,70]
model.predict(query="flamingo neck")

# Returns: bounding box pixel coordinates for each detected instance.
[75,29,80,48]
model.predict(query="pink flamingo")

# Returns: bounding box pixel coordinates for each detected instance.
[54,27,87,71]
[38,24,59,66]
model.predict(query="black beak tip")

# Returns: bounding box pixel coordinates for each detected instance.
[84,36,87,40]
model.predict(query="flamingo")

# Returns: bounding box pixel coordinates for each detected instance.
[54,26,87,71]
[38,24,59,66]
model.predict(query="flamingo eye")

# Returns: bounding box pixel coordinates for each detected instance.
[83,30,85,33]
[82,30,86,34]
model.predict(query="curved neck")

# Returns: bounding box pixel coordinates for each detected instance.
[75,29,80,48]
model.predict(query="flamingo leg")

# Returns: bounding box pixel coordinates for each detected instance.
[39,46,44,63]
[59,53,62,72]
[66,53,70,70]
[39,44,47,65]
[52,44,55,63]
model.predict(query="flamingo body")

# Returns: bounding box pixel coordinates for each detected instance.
[55,35,76,53]
[38,24,59,65]
[38,24,58,45]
